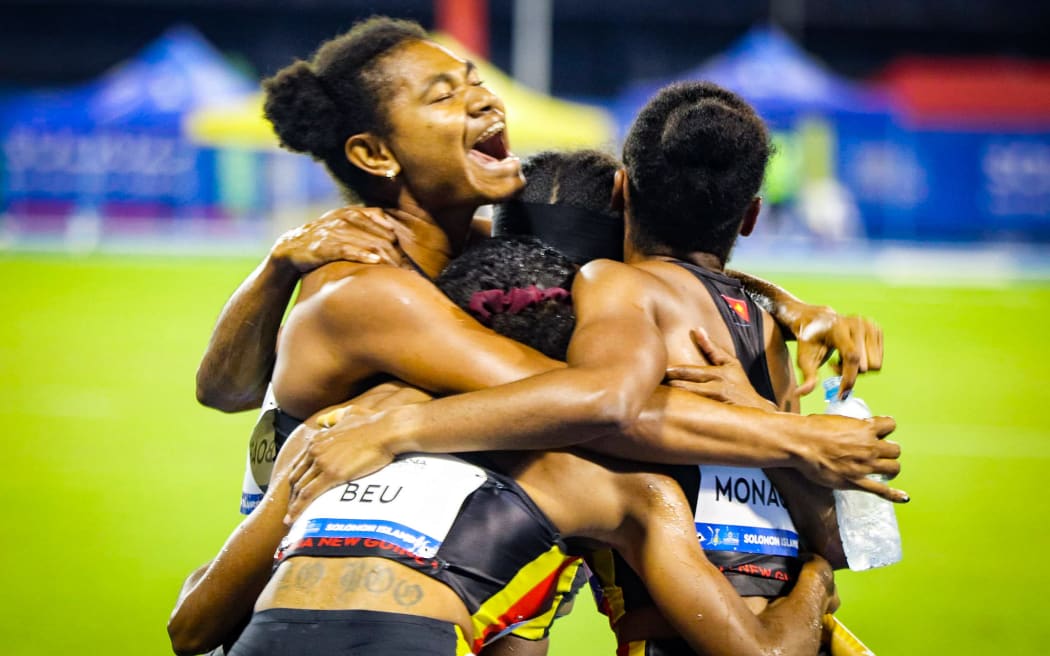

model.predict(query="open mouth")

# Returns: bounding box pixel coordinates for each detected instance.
[469,122,511,162]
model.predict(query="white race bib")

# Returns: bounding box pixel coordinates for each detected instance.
[283,454,488,559]
[240,385,279,515]
[694,465,799,557]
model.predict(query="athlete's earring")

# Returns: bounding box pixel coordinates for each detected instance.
[385,169,397,179]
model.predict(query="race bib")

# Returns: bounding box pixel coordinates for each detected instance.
[283,454,488,559]
[694,465,799,557]
[240,385,279,515]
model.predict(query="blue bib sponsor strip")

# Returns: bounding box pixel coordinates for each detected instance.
[696,522,799,557]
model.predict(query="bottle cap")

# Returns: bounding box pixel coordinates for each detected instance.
[823,376,843,402]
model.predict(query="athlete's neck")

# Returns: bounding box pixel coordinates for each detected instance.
[621,206,725,270]
[625,242,724,272]
[389,197,476,279]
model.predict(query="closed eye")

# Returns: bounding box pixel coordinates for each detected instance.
[427,81,456,103]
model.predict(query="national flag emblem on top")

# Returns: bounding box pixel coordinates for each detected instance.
[720,294,750,323]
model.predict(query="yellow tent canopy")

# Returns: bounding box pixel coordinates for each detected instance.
[183,33,615,155]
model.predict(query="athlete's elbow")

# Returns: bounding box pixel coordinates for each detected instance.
[167,615,214,656]
[196,384,229,412]
[196,389,245,413]
[583,385,648,435]
[195,373,259,413]
[169,635,204,656]
[195,367,233,411]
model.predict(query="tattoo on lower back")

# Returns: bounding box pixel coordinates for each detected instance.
[286,560,427,607]
[339,561,364,595]
[293,561,324,591]
[393,580,423,607]
[364,565,394,593]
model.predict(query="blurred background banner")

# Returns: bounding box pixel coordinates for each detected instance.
[0,24,348,251]
[0,26,257,246]
[844,57,1050,242]
[616,24,1050,244]
[614,26,893,129]
[2,6,1046,252]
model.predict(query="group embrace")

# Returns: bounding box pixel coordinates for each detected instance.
[168,16,904,656]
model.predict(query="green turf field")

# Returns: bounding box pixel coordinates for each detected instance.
[2,253,1048,654]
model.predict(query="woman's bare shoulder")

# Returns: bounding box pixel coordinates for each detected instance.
[297,264,450,331]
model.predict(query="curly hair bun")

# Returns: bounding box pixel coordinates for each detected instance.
[661,100,750,171]
[622,80,770,261]
[262,60,347,158]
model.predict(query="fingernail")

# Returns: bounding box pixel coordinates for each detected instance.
[901,494,910,503]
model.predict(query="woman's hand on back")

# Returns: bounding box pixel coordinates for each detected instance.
[664,328,778,412]
[282,384,435,525]
[284,410,398,525]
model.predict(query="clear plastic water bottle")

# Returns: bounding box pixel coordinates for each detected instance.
[824,377,903,571]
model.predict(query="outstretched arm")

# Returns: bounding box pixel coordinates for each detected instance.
[196,209,402,412]
[293,381,904,531]
[595,386,905,501]
[599,327,901,501]
[728,270,883,397]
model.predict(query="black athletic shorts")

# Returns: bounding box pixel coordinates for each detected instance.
[227,608,461,656]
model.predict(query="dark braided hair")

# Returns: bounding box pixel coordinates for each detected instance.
[436,236,577,360]
[262,16,427,201]
[622,81,772,264]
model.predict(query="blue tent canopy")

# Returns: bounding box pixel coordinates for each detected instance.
[614,25,891,132]
[0,25,258,213]
[0,24,253,131]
